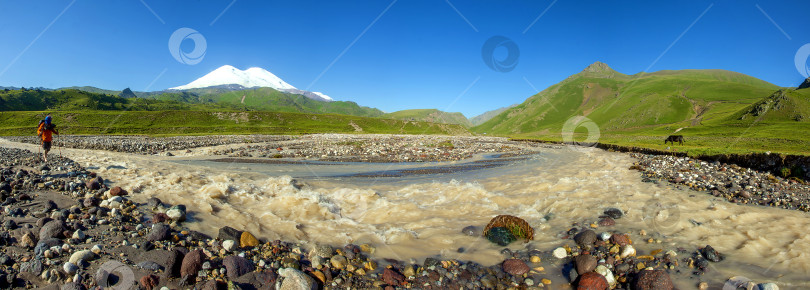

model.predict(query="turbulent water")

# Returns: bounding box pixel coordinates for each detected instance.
[3,139,809,288]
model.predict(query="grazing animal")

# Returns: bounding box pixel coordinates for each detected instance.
[664,135,684,145]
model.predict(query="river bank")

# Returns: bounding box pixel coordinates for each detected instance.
[0,136,805,289]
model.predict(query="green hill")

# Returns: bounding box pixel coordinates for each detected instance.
[474,62,780,135]
[383,109,472,127]
[473,62,810,155]
[470,104,517,126]
[0,88,235,111]
[184,87,385,117]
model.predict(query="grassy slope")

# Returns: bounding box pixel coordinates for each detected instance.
[0,111,469,136]
[383,109,473,127]
[199,87,384,117]
[474,63,810,156]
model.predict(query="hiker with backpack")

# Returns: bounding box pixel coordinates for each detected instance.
[36,115,59,163]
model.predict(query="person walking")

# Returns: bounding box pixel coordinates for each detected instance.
[36,115,59,163]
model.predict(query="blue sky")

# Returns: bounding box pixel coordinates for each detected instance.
[1,1,808,117]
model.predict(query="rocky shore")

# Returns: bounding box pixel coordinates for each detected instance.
[0,146,787,289]
[5,134,540,163]
[208,134,534,163]
[3,135,293,156]
[631,153,810,212]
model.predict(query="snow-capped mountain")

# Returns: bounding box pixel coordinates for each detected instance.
[170,65,295,91]
[170,65,334,102]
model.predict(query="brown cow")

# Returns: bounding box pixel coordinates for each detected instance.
[664,135,684,145]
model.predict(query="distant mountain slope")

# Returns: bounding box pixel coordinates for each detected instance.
[470,104,517,126]
[473,62,781,135]
[731,88,810,123]
[383,109,472,127]
[191,87,383,117]
[0,88,236,111]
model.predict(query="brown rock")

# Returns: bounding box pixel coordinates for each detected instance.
[39,220,66,240]
[165,249,185,278]
[632,269,674,290]
[502,259,529,276]
[610,233,631,247]
[109,186,127,196]
[153,213,170,223]
[574,230,597,249]
[598,217,615,227]
[20,232,37,248]
[382,268,406,286]
[575,254,597,274]
[180,249,205,277]
[200,279,226,290]
[577,272,609,290]
[223,255,255,280]
[240,231,260,248]
[139,274,159,290]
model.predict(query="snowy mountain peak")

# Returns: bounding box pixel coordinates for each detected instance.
[170,65,297,91]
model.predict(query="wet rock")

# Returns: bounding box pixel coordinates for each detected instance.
[701,245,724,262]
[152,213,170,223]
[632,269,674,290]
[461,225,481,236]
[595,265,616,288]
[598,217,615,226]
[603,208,623,219]
[147,223,170,242]
[330,255,348,269]
[223,255,255,280]
[502,259,529,276]
[240,231,259,248]
[553,247,568,259]
[382,268,406,286]
[574,230,597,249]
[576,272,608,290]
[180,249,205,277]
[485,226,516,246]
[575,254,597,274]
[620,245,636,258]
[39,220,66,240]
[139,274,159,290]
[146,197,162,208]
[166,205,186,222]
[758,283,779,290]
[610,233,631,247]
[278,268,316,290]
[218,226,243,241]
[109,186,127,196]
